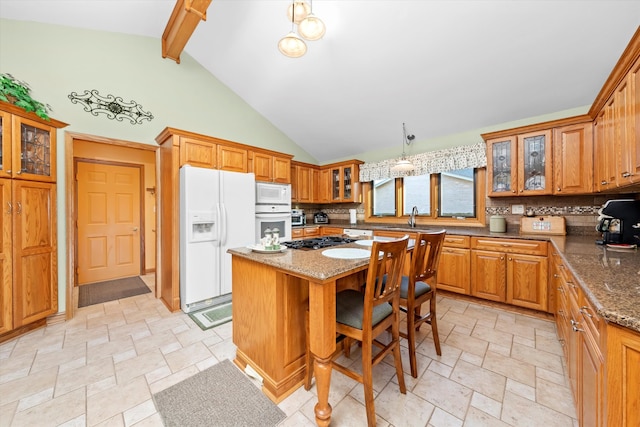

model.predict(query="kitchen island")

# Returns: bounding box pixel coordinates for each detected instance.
[229,229,640,427]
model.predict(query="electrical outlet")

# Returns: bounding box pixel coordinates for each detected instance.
[511,204,525,215]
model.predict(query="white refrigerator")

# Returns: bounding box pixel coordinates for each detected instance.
[179,165,256,313]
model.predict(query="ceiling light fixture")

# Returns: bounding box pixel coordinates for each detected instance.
[391,123,416,173]
[298,1,326,41]
[278,1,307,58]
[287,1,311,24]
[279,0,325,58]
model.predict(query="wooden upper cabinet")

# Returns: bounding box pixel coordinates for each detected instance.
[314,168,331,203]
[594,108,618,192]
[0,103,67,183]
[553,122,593,194]
[325,161,362,203]
[179,137,217,169]
[291,162,314,203]
[217,144,248,173]
[617,56,640,186]
[487,130,552,196]
[251,151,291,183]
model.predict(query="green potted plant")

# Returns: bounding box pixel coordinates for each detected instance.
[0,73,51,120]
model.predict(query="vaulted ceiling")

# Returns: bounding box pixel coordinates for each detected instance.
[1,1,639,162]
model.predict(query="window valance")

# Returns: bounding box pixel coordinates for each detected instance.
[358,142,487,182]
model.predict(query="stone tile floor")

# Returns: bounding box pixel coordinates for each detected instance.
[0,274,577,426]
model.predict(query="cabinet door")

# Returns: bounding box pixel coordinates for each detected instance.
[315,169,331,203]
[506,253,548,311]
[606,324,640,427]
[217,144,247,173]
[517,130,552,195]
[342,165,353,201]
[12,180,57,327]
[618,56,640,185]
[593,110,616,192]
[179,137,216,168]
[290,165,298,201]
[553,123,593,194]
[486,137,517,196]
[471,249,505,302]
[11,115,57,182]
[579,330,604,427]
[297,166,313,202]
[252,152,273,182]
[0,110,11,179]
[272,156,291,183]
[0,178,12,334]
[437,247,470,294]
[331,167,341,201]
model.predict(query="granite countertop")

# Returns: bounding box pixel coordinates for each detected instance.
[230,224,640,334]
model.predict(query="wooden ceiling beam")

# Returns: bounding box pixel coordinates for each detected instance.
[162,0,212,64]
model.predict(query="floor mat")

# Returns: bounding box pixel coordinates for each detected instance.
[188,302,233,330]
[153,359,285,427]
[78,276,151,308]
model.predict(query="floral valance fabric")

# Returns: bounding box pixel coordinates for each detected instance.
[358,142,487,182]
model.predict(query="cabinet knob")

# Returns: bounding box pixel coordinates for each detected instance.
[557,187,561,192]
[511,189,516,193]
[500,256,504,260]
[508,257,512,261]
[16,202,22,214]
[622,172,631,178]
[6,202,11,214]
[6,170,10,174]
[601,180,608,185]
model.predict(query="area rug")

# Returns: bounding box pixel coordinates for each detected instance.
[153,359,286,427]
[188,302,232,331]
[78,276,151,308]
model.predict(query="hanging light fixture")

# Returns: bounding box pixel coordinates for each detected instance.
[298,0,325,41]
[391,123,416,173]
[279,1,307,58]
[287,1,311,24]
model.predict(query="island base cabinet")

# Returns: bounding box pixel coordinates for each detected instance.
[231,257,308,403]
[606,323,640,427]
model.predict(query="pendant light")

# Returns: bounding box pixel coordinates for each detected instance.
[279,1,307,58]
[287,1,311,24]
[298,0,325,41]
[391,123,416,173]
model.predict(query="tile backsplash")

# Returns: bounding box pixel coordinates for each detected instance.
[295,193,639,235]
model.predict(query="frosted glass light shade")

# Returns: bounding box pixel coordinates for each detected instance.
[287,1,311,24]
[278,32,307,58]
[299,14,326,41]
[390,159,415,172]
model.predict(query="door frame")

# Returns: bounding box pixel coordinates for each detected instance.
[65,132,160,320]
[74,158,145,285]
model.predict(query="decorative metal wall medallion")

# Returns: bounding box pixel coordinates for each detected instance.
[68,89,153,124]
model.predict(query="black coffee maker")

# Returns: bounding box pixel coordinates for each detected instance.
[596,199,640,245]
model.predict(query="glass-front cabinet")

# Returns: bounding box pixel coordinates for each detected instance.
[329,162,361,202]
[0,106,60,182]
[487,130,552,196]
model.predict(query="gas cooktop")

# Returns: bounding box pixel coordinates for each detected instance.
[281,236,357,250]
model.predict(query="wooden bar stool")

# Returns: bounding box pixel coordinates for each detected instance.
[305,237,409,427]
[399,230,446,378]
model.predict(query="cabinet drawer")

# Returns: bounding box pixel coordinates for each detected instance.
[292,228,304,238]
[471,237,547,256]
[579,292,602,348]
[443,235,470,248]
[322,226,345,236]
[304,227,320,237]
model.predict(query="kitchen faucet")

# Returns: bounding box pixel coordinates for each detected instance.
[408,206,418,228]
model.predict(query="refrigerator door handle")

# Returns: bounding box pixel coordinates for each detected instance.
[219,202,227,246]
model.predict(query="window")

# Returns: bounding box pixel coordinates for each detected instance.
[368,168,484,226]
